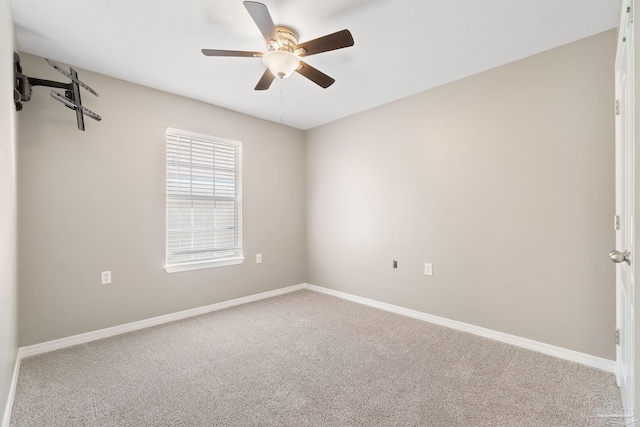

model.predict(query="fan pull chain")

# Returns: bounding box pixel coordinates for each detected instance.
[280,81,283,124]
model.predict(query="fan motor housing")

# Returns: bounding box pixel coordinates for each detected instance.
[270,26,298,52]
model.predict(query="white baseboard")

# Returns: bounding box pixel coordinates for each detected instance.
[19,284,305,358]
[17,282,616,372]
[1,352,20,427]
[303,283,616,373]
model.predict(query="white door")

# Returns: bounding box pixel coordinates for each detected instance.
[613,0,635,419]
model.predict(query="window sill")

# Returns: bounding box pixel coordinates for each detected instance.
[164,257,245,274]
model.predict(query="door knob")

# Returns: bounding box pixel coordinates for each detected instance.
[609,249,631,265]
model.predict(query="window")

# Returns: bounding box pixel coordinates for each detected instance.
[165,128,243,273]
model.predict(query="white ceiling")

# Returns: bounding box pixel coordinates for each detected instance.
[12,0,620,130]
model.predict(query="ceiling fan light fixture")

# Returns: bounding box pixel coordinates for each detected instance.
[263,50,300,79]
[201,3,354,90]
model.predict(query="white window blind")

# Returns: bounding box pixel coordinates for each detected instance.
[165,128,243,272]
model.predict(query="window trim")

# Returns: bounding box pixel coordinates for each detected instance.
[164,256,245,274]
[164,127,244,274]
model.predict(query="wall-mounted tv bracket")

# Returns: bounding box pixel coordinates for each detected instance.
[14,52,101,131]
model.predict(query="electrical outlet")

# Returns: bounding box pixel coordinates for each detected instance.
[101,271,111,285]
[256,253,262,263]
[424,263,433,276]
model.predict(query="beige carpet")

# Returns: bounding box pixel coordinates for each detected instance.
[10,290,623,426]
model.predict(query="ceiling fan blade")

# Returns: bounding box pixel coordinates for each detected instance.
[296,29,354,57]
[201,49,263,57]
[296,61,335,88]
[255,68,276,90]
[243,1,281,45]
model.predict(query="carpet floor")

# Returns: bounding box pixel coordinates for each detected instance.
[10,290,623,426]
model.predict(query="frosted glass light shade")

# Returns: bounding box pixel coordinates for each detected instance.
[262,50,300,79]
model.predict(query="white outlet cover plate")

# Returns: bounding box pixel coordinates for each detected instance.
[424,263,433,276]
[101,271,111,284]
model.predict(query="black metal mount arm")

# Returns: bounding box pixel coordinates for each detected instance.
[13,52,101,131]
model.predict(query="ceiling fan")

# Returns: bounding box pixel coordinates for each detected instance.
[201,1,354,90]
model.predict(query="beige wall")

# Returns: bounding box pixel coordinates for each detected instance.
[306,30,617,359]
[0,0,18,422]
[17,53,306,346]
